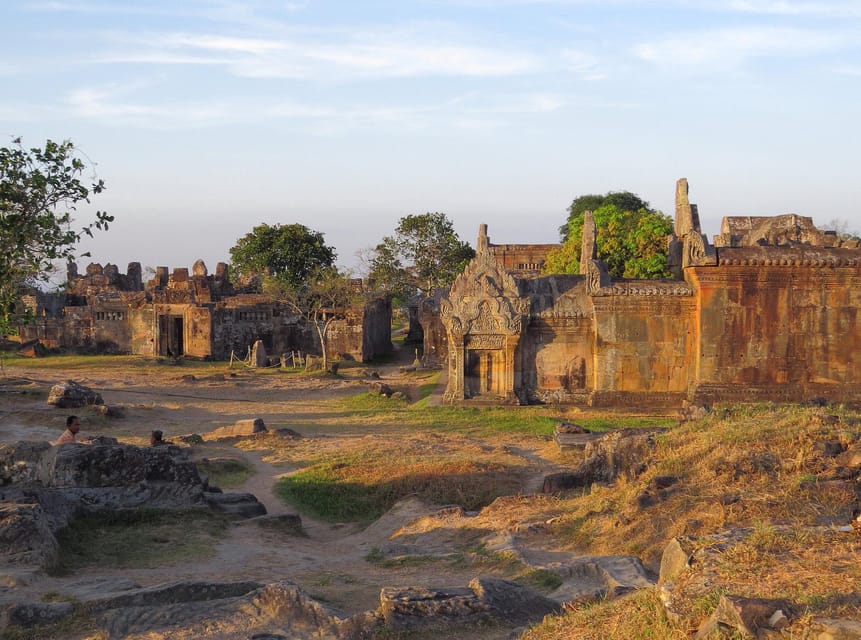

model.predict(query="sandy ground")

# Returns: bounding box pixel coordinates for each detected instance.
[0,351,575,620]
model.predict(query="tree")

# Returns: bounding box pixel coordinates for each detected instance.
[368,212,475,301]
[229,223,336,292]
[0,138,112,332]
[545,191,673,279]
[269,267,362,372]
[559,191,650,241]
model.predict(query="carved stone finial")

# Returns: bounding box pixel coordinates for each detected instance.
[192,259,208,277]
[580,210,597,275]
[477,224,489,254]
[675,178,693,237]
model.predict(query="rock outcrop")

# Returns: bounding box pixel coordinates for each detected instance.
[0,441,266,573]
[2,576,560,639]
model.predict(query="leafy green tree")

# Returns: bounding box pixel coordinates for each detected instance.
[545,191,673,279]
[229,223,336,292]
[559,191,650,241]
[0,138,112,333]
[369,212,475,301]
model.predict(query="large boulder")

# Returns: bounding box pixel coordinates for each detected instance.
[46,380,103,408]
[208,418,267,439]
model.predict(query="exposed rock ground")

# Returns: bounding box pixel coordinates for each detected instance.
[0,350,652,639]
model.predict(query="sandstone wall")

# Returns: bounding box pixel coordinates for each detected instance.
[129,307,156,356]
[689,248,861,403]
[590,294,696,407]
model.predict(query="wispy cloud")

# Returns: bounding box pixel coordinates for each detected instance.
[634,26,846,70]
[59,82,565,132]
[94,27,540,79]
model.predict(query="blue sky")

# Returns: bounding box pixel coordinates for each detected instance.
[2,0,860,276]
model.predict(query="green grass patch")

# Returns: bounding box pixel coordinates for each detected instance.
[336,392,559,435]
[364,547,442,568]
[334,389,670,436]
[51,509,229,575]
[196,457,254,489]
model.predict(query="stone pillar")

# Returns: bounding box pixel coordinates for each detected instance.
[251,340,267,368]
[580,211,597,275]
[444,334,466,402]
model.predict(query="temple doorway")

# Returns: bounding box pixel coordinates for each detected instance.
[465,348,502,397]
[158,315,184,357]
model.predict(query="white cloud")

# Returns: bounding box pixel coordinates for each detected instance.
[634,26,844,70]
[725,0,861,17]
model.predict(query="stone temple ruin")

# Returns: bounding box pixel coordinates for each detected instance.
[419,178,861,407]
[19,259,392,363]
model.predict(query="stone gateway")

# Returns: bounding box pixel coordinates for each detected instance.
[422,179,861,408]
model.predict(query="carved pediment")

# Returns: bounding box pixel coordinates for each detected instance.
[440,251,529,338]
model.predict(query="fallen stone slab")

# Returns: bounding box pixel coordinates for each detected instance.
[548,555,654,603]
[379,578,559,632]
[2,600,74,628]
[16,339,47,358]
[204,491,267,518]
[809,616,861,639]
[209,418,267,438]
[694,595,792,640]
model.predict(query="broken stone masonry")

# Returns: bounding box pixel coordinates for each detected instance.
[418,178,861,407]
[19,259,392,363]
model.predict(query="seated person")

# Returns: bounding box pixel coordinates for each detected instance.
[55,415,81,445]
[150,429,171,446]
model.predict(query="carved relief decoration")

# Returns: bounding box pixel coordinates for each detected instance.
[585,259,612,296]
[440,249,529,339]
[683,232,717,268]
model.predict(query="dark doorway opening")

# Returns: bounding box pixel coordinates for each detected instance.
[158,315,184,357]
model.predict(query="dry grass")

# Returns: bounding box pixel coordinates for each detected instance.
[521,404,861,638]
[270,434,528,521]
[521,587,688,640]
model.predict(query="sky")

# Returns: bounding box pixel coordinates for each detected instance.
[2,0,860,278]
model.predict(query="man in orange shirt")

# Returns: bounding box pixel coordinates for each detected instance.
[55,415,81,445]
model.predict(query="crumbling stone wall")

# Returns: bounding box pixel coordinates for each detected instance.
[17,260,392,364]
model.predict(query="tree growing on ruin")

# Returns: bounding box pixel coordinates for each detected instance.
[544,191,673,279]
[368,212,475,302]
[229,223,336,292]
[274,267,362,372]
[0,138,112,334]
